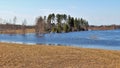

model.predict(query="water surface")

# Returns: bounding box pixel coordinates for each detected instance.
[0,30,120,50]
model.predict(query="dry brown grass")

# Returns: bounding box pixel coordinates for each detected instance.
[0,28,35,34]
[0,43,120,68]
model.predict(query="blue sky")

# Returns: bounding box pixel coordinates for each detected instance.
[0,0,120,25]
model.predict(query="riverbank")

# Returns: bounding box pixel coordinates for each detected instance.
[0,43,120,68]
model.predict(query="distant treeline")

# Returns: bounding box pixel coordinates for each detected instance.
[1,13,120,35]
[0,23,34,30]
[35,13,89,34]
[89,25,120,30]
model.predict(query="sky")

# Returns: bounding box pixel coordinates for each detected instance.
[0,0,120,25]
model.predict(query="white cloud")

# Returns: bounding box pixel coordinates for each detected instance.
[37,9,69,16]
[70,6,77,9]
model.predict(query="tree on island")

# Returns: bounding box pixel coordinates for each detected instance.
[35,13,89,34]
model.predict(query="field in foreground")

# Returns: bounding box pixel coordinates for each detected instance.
[0,43,120,68]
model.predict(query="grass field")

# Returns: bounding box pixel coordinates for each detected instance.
[0,42,120,68]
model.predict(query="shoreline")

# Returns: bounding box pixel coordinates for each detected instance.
[0,42,120,68]
[0,40,120,51]
[0,41,120,51]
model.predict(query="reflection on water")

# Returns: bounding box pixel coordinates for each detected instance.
[89,35,99,40]
[0,30,120,50]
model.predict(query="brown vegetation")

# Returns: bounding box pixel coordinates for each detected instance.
[0,28,35,34]
[0,43,120,68]
[89,25,120,30]
[0,24,35,34]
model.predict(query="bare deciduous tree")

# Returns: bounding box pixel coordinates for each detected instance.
[22,19,27,35]
[13,16,17,34]
[35,16,45,36]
